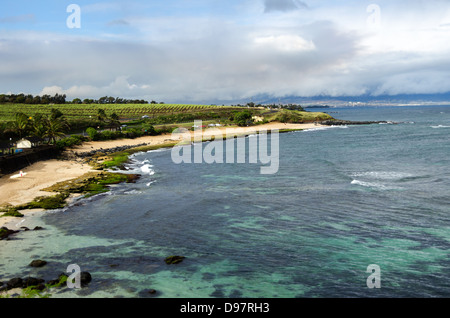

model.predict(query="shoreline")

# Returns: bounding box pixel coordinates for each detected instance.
[0,122,321,229]
[0,121,322,296]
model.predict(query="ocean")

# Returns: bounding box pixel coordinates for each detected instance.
[1,105,449,298]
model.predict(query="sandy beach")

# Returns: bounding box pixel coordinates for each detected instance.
[0,122,322,228]
[0,159,94,229]
[70,122,321,155]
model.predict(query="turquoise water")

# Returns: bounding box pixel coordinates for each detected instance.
[1,105,449,298]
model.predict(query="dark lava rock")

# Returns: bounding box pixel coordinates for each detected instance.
[29,259,47,267]
[33,226,44,231]
[320,120,390,126]
[22,277,45,288]
[138,288,159,297]
[164,255,185,265]
[80,272,92,286]
[6,277,23,289]
[0,227,19,240]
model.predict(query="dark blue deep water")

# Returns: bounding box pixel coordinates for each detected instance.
[1,105,449,298]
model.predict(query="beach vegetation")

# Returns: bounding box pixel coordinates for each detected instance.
[102,152,130,169]
[16,193,70,210]
[82,173,136,197]
[98,130,123,141]
[14,286,52,298]
[86,127,99,141]
[233,110,254,126]
[1,208,24,218]
[0,227,8,238]
[39,171,139,198]
[55,134,88,150]
[270,109,333,123]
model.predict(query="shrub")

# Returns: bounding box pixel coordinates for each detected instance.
[123,127,144,139]
[55,135,87,149]
[234,110,253,126]
[86,127,99,141]
[1,208,24,217]
[99,130,123,141]
[141,123,157,136]
[19,193,70,210]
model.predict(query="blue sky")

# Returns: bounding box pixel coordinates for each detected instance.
[1,0,450,103]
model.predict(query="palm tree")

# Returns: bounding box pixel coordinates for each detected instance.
[30,114,47,139]
[97,108,107,124]
[8,112,30,138]
[109,112,121,131]
[43,117,67,144]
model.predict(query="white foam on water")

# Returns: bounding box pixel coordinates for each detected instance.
[350,171,413,180]
[431,125,450,128]
[349,170,412,190]
[140,164,155,176]
[123,189,143,195]
[119,157,156,177]
[303,126,349,132]
[350,179,393,190]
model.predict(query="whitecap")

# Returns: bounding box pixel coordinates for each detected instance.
[431,125,450,129]
[304,126,348,132]
[350,171,413,180]
[140,164,155,175]
[350,179,393,190]
[123,189,143,195]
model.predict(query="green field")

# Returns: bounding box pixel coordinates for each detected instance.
[0,103,333,125]
[0,103,239,122]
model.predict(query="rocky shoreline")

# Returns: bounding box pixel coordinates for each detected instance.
[0,271,92,296]
[74,143,149,159]
[320,119,396,125]
[1,224,92,296]
[0,142,183,297]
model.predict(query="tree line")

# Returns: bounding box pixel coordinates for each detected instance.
[72,96,151,104]
[0,109,69,145]
[0,108,122,144]
[0,93,160,105]
[0,93,67,105]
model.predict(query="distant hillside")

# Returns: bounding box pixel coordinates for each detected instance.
[252,93,450,106]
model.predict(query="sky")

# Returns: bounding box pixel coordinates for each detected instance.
[1,0,450,103]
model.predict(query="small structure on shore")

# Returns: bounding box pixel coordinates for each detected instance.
[16,137,43,149]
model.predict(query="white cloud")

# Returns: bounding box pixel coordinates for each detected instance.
[253,35,315,52]
[2,1,450,102]
[40,77,152,100]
